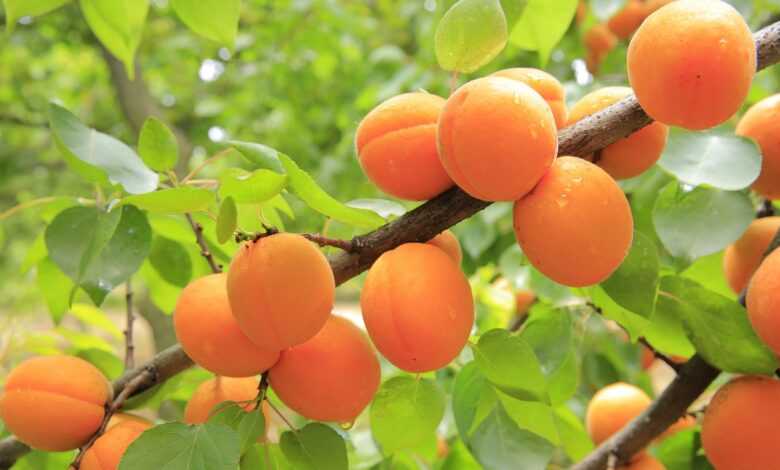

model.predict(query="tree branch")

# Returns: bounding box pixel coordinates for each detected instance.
[185,213,222,273]
[124,280,135,370]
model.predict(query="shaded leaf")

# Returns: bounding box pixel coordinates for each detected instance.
[37,258,74,324]
[473,329,546,401]
[138,117,179,172]
[279,423,347,470]
[601,231,660,317]
[216,197,238,244]
[149,236,192,287]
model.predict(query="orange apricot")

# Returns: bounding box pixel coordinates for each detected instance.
[183,376,259,424]
[80,420,151,470]
[269,315,380,422]
[437,76,558,201]
[702,376,780,470]
[723,216,780,294]
[0,356,111,451]
[227,233,335,351]
[175,273,279,377]
[491,68,568,128]
[568,87,668,179]
[622,454,666,470]
[607,0,647,39]
[643,0,674,15]
[584,24,618,74]
[106,413,151,431]
[427,230,462,264]
[515,288,536,314]
[736,94,780,199]
[746,248,780,356]
[659,415,697,441]
[576,0,587,25]
[627,0,756,130]
[513,157,633,287]
[355,92,453,200]
[361,243,474,372]
[586,382,652,445]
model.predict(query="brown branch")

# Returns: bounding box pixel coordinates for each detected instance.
[185,213,222,273]
[124,280,135,370]
[302,233,356,252]
[638,337,683,373]
[757,199,775,218]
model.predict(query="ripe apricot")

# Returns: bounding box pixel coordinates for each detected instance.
[723,217,780,294]
[736,94,780,199]
[269,315,380,422]
[175,273,279,377]
[586,382,651,445]
[427,230,462,264]
[437,76,558,201]
[622,454,665,470]
[607,0,647,39]
[80,420,151,470]
[491,68,568,128]
[513,157,633,287]
[355,92,453,200]
[0,356,111,451]
[702,376,780,470]
[627,0,755,130]
[361,243,474,372]
[183,376,259,424]
[106,413,151,430]
[227,233,335,351]
[746,249,780,356]
[515,288,536,314]
[643,0,674,15]
[568,87,668,179]
[584,24,617,74]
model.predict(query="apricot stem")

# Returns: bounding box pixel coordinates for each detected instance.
[185,213,222,273]
[267,400,297,432]
[124,280,135,370]
[302,233,355,252]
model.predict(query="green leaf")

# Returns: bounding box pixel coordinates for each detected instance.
[682,251,735,299]
[658,276,778,374]
[590,285,650,341]
[119,422,241,470]
[138,117,179,172]
[643,305,695,359]
[218,168,287,204]
[49,103,158,194]
[345,199,406,219]
[241,444,293,470]
[216,197,238,244]
[76,348,124,380]
[123,187,214,213]
[37,258,74,324]
[171,0,240,47]
[370,376,445,453]
[228,141,284,173]
[473,329,546,401]
[510,0,578,65]
[3,0,71,32]
[279,423,348,470]
[70,303,124,340]
[45,205,152,305]
[452,362,496,440]
[653,182,753,263]
[655,430,712,470]
[553,406,594,461]
[149,236,192,287]
[601,231,660,317]
[21,234,48,274]
[500,0,528,26]
[209,404,266,454]
[11,450,75,470]
[435,0,508,73]
[658,130,762,191]
[79,0,149,77]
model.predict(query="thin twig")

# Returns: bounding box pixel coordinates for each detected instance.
[267,400,297,431]
[254,373,270,410]
[181,148,233,183]
[185,213,222,273]
[124,280,135,370]
[302,233,356,252]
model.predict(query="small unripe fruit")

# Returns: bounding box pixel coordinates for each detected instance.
[437,76,558,201]
[184,376,259,424]
[227,233,335,351]
[80,420,151,470]
[269,315,380,422]
[628,0,756,130]
[175,273,280,377]
[361,243,474,372]
[0,356,112,451]
[746,249,780,356]
[491,68,568,128]
[702,376,780,470]
[427,230,462,264]
[607,0,646,39]
[584,24,617,74]
[723,217,780,294]
[736,94,780,199]
[355,92,453,200]
[513,157,633,287]
[586,382,651,445]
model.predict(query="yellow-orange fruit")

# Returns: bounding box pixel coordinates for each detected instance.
[106,413,152,431]
[702,376,780,470]
[576,0,587,25]
[659,415,697,441]
[746,249,780,356]
[643,0,674,15]
[80,420,151,470]
[437,76,558,201]
[491,68,568,128]
[584,24,618,74]
[723,217,780,294]
[622,454,666,470]
[427,230,462,264]
[607,0,647,39]
[568,87,668,179]
[269,315,380,422]
[361,243,475,372]
[627,0,756,130]
[513,157,633,287]
[0,356,111,451]
[515,289,536,314]
[736,95,780,199]
[227,233,335,351]
[175,273,280,377]
[355,92,453,200]
[586,382,652,445]
[183,376,259,424]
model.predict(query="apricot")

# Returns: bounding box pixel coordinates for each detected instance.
[175,273,280,377]
[515,288,536,314]
[622,454,666,470]
[568,87,668,179]
[106,413,151,430]
[355,92,453,200]
[437,76,558,201]
[607,0,647,39]
[491,68,568,128]
[361,243,474,372]
[183,376,259,424]
[584,24,617,74]
[269,315,380,422]
[643,0,674,15]
[0,356,111,451]
[746,249,780,356]
[627,0,755,130]
[659,415,697,441]
[586,382,651,445]
[427,230,462,264]
[513,157,633,287]
[736,94,780,199]
[80,420,151,470]
[227,233,335,351]
[702,376,780,470]
[723,217,780,294]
